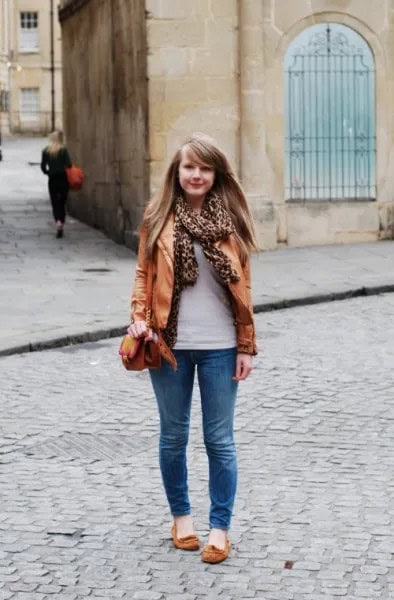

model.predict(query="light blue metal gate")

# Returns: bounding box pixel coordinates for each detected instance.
[285,23,376,201]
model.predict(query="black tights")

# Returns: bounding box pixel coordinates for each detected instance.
[48,174,69,224]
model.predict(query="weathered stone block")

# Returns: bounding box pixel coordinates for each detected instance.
[148,48,190,78]
[192,49,234,77]
[241,0,265,26]
[156,0,193,19]
[378,204,394,239]
[272,0,310,34]
[193,0,211,17]
[205,19,238,51]
[211,0,238,18]
[147,20,205,48]
[207,78,236,102]
[149,134,166,161]
[334,231,378,243]
[242,91,265,118]
[248,197,277,250]
[311,0,386,34]
[145,0,160,17]
[287,202,381,247]
[242,61,266,90]
[333,203,379,233]
[164,79,208,104]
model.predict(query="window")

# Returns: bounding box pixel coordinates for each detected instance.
[0,90,9,112]
[285,24,376,201]
[19,11,39,52]
[20,88,40,122]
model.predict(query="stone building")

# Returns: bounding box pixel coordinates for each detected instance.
[59,0,394,250]
[0,0,11,140]
[1,0,63,135]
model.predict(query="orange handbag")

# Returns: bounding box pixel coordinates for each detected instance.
[66,164,84,190]
[118,263,161,371]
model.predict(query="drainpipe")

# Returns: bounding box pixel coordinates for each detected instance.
[236,0,242,180]
[50,0,55,130]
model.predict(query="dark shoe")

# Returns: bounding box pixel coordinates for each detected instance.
[56,229,63,239]
[201,539,231,563]
[171,523,200,551]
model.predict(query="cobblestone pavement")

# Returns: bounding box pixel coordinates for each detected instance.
[1,294,394,600]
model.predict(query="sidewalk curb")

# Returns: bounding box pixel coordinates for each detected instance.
[253,283,394,312]
[1,283,394,358]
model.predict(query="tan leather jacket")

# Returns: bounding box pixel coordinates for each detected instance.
[131,213,257,367]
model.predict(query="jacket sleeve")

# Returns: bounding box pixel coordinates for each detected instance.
[40,150,49,175]
[64,147,72,169]
[130,223,149,323]
[236,255,258,355]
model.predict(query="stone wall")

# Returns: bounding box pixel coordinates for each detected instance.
[146,0,240,192]
[60,0,148,249]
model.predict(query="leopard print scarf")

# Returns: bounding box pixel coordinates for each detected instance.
[162,194,240,348]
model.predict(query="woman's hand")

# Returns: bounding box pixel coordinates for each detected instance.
[127,320,154,342]
[233,353,253,381]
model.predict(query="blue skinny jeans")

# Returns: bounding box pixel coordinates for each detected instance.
[149,348,238,530]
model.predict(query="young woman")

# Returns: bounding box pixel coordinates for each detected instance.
[41,131,72,238]
[128,134,257,563]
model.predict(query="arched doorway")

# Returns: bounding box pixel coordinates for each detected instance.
[284,23,376,202]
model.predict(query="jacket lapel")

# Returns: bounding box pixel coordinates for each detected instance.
[216,237,252,321]
[157,212,174,269]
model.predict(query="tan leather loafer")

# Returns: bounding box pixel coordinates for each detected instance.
[201,539,231,563]
[171,523,200,551]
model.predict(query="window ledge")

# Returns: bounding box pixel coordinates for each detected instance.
[286,197,376,204]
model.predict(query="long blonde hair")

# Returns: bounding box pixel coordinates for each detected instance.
[144,134,257,264]
[47,130,64,156]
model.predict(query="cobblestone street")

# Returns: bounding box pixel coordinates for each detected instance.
[1,294,394,600]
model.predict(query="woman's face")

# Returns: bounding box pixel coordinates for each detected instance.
[178,148,215,205]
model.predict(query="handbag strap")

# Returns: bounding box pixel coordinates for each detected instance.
[145,261,154,329]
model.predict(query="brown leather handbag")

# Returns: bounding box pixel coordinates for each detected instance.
[118,263,161,371]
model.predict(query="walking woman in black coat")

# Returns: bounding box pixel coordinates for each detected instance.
[41,131,72,238]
